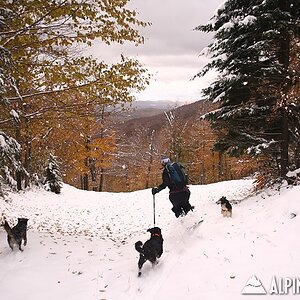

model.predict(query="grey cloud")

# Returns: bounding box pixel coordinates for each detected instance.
[89,0,224,101]
[129,0,221,54]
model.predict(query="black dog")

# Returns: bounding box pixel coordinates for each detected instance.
[1,217,29,251]
[216,196,232,217]
[135,227,163,276]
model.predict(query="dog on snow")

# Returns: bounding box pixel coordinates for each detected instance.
[216,196,232,217]
[1,215,29,251]
[135,227,164,276]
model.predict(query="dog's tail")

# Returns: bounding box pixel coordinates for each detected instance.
[3,220,14,239]
[135,241,144,254]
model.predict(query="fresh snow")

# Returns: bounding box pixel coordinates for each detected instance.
[240,15,256,26]
[1,179,300,300]
[287,168,300,178]
[0,134,6,148]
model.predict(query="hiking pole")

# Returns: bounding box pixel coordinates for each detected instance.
[153,194,156,226]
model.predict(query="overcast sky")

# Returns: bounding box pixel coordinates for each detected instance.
[89,0,225,102]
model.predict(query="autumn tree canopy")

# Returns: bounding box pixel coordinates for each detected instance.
[0,0,150,190]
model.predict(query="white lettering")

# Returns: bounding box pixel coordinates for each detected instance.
[269,276,278,295]
[295,278,300,294]
[259,276,300,295]
[284,277,293,294]
[278,277,285,294]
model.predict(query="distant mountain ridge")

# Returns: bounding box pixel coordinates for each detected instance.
[115,99,214,137]
[115,100,195,120]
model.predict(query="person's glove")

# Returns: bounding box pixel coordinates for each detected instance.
[152,187,159,195]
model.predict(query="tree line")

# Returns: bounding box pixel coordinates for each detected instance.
[103,0,300,191]
[195,0,300,185]
[74,101,261,192]
[1,0,299,195]
[0,0,150,194]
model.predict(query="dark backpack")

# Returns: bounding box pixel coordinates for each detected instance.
[165,162,187,189]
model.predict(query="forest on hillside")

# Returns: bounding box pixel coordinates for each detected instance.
[1,0,299,195]
[86,100,261,192]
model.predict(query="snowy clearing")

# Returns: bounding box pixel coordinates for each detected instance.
[1,179,299,300]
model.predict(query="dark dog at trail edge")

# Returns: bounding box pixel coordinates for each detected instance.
[216,196,232,217]
[135,227,164,276]
[1,216,29,251]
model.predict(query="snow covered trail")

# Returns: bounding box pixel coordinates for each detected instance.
[1,179,253,245]
[1,179,300,300]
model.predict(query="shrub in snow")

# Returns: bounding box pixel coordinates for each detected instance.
[286,168,300,186]
[44,153,62,194]
[31,173,41,187]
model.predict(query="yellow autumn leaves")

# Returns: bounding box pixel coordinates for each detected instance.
[0,0,150,187]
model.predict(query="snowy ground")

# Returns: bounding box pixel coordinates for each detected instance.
[1,179,299,300]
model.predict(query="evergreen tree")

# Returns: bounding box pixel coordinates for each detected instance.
[195,0,300,178]
[44,153,62,194]
[0,7,15,106]
[0,131,26,194]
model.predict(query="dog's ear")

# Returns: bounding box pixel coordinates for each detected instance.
[155,227,162,234]
[217,196,226,204]
[147,228,153,233]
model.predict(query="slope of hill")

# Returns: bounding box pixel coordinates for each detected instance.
[115,99,213,136]
[1,180,299,300]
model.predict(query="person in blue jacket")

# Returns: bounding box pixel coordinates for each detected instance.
[152,157,194,218]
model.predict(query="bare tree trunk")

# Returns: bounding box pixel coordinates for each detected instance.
[15,125,22,190]
[223,153,228,180]
[218,151,223,180]
[24,140,31,188]
[278,0,290,177]
[23,104,31,188]
[212,150,216,182]
[280,108,289,177]
[98,167,104,191]
[145,130,155,189]
[80,175,83,189]
[83,173,89,190]
[83,136,91,190]
[125,164,130,191]
[200,159,205,184]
